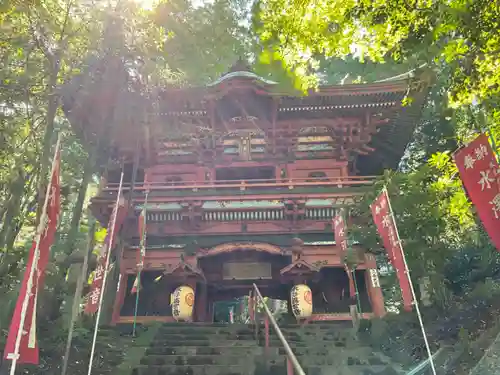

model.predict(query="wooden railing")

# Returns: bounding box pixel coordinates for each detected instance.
[102,176,377,193]
[252,283,306,375]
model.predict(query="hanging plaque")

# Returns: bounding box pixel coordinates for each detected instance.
[223,262,272,280]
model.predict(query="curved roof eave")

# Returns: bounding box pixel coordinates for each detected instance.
[207,71,278,87]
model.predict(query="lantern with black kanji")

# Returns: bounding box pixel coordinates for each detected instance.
[171,285,195,321]
[290,284,312,319]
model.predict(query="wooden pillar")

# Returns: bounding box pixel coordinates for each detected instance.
[111,270,128,325]
[364,253,385,317]
[194,282,208,322]
[207,295,214,323]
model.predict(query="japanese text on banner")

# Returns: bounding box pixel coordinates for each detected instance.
[454,134,500,250]
[370,190,413,311]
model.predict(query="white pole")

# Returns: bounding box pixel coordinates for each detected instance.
[87,172,124,375]
[8,135,61,375]
[384,187,438,375]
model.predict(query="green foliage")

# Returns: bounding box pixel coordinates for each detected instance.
[253,0,500,142]
[154,0,251,85]
[0,0,256,369]
[351,143,499,312]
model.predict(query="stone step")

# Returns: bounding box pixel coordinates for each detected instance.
[262,338,350,348]
[140,354,284,366]
[150,333,256,342]
[277,346,366,357]
[278,353,391,367]
[157,328,256,336]
[126,364,395,375]
[140,353,392,368]
[259,333,354,342]
[129,364,282,375]
[276,322,353,329]
[145,345,265,356]
[149,338,257,347]
[304,365,399,375]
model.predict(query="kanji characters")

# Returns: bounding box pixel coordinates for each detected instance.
[489,161,500,178]
[339,241,347,252]
[94,264,104,281]
[479,170,495,190]
[380,197,387,210]
[89,287,101,305]
[388,226,398,247]
[491,193,500,219]
[49,185,58,209]
[333,217,341,228]
[464,154,476,169]
[382,215,391,228]
[475,144,489,160]
[369,269,380,288]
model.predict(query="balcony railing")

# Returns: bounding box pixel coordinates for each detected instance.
[102,176,377,195]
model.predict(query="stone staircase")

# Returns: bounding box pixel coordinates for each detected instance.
[100,321,403,375]
[259,321,403,375]
[126,323,276,375]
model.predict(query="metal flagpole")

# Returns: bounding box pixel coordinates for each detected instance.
[132,191,148,336]
[8,134,61,375]
[87,172,124,375]
[384,187,438,375]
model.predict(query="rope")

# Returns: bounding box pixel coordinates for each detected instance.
[132,191,148,336]
[87,171,124,375]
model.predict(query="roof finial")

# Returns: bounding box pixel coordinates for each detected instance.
[228,57,251,73]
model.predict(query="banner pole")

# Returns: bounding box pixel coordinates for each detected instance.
[384,187,437,375]
[8,134,61,375]
[132,191,148,336]
[87,172,124,375]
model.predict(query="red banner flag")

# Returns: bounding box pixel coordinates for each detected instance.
[4,145,61,365]
[370,190,413,311]
[333,213,348,256]
[84,193,127,314]
[333,213,356,299]
[454,133,500,250]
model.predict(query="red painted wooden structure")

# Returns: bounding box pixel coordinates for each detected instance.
[62,61,429,324]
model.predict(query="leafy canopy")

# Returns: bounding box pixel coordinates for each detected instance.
[253,0,500,119]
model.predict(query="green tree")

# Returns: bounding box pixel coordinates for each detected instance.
[253,0,500,138]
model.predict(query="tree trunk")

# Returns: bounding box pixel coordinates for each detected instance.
[63,151,95,256]
[35,69,59,227]
[0,169,25,249]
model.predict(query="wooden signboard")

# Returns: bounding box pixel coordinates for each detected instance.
[223,262,272,280]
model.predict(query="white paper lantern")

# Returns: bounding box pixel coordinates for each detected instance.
[290,284,313,319]
[171,285,195,321]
